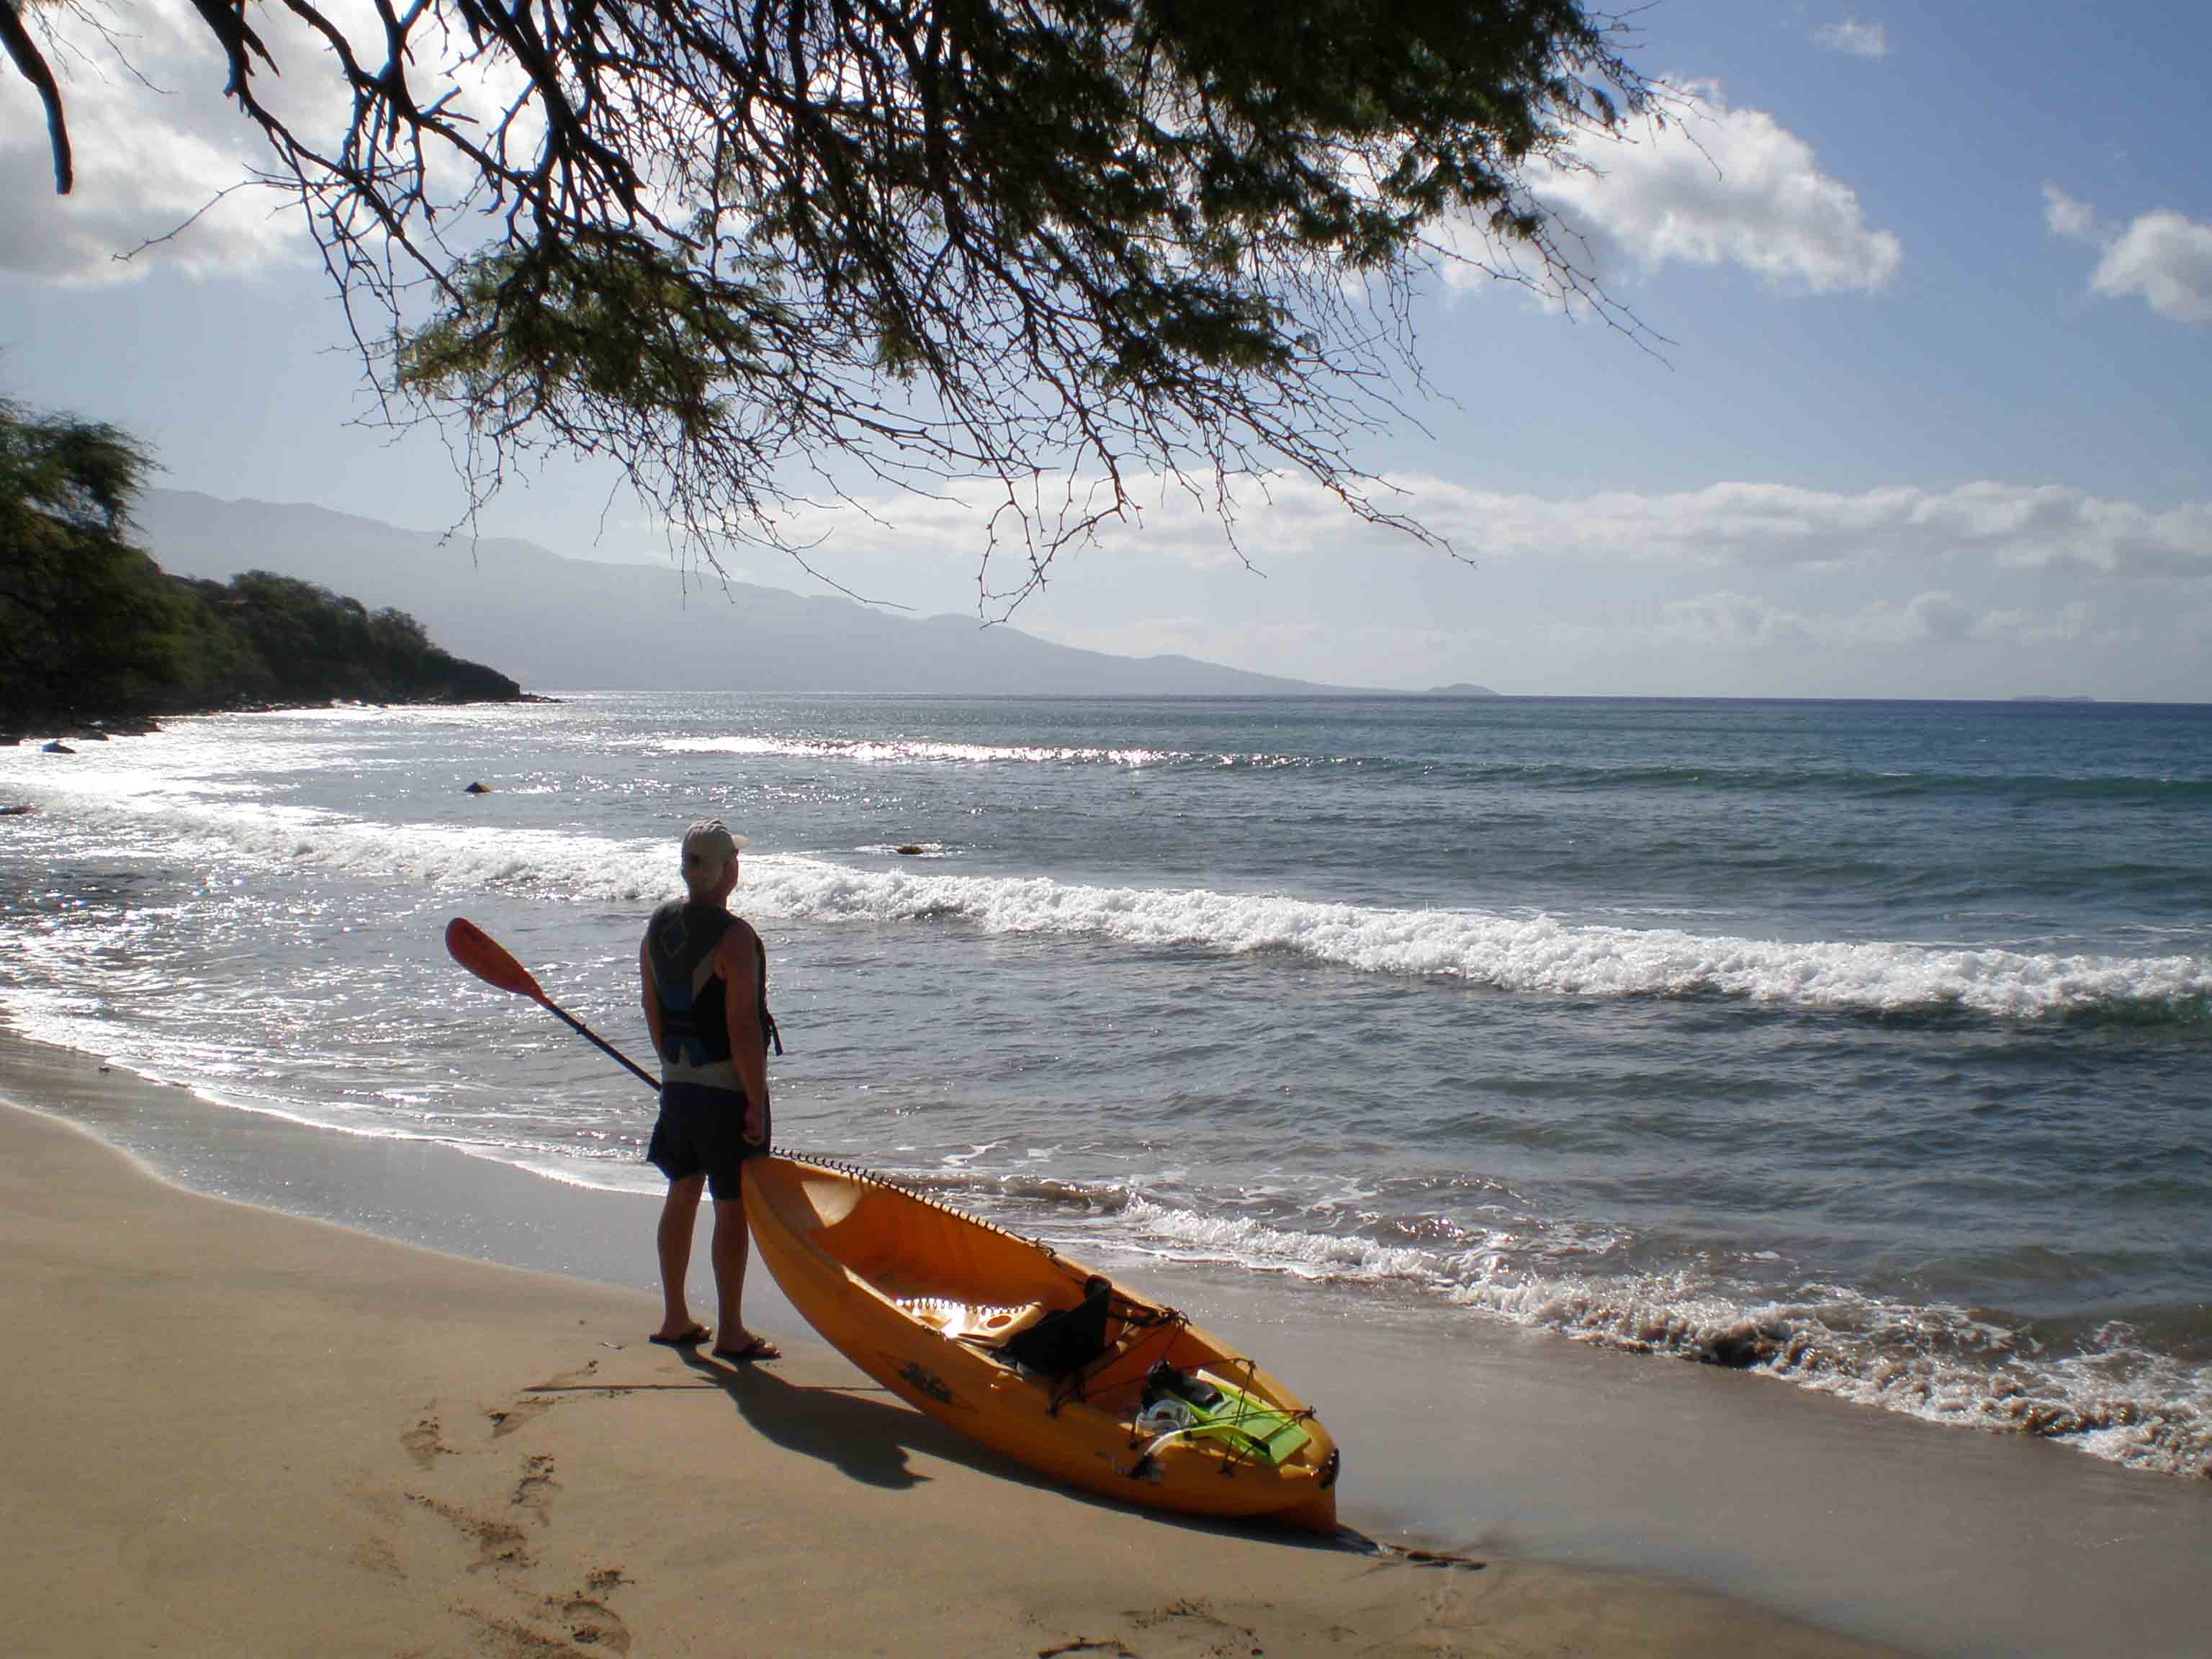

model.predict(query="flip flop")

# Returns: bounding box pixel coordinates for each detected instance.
[649,1326,711,1347]
[712,1335,781,1363]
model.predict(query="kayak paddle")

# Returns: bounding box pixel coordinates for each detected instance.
[444,916,659,1093]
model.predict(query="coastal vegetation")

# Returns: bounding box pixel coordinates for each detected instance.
[9,2,1653,608]
[1,398,519,740]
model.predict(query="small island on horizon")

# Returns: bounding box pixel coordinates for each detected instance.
[1426,682,1503,698]
[2010,695,2099,703]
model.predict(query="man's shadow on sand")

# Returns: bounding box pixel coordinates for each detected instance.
[673,1349,1398,1558]
[678,1348,963,1492]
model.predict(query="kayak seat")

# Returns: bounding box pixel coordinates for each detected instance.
[896,1297,1050,1346]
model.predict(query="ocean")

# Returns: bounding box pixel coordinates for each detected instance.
[4,693,2207,1482]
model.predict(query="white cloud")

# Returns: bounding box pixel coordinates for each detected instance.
[2090,210,2212,325]
[1525,84,1902,295]
[1033,585,2129,693]
[1974,601,2095,648]
[1355,478,2208,584]
[0,0,532,284]
[2042,184,2101,244]
[1645,588,2114,662]
[0,0,306,282]
[1656,590,1812,647]
[1853,588,1972,646]
[799,472,2212,592]
[1814,19,1890,59]
[1659,589,1974,652]
[2043,188,2212,325]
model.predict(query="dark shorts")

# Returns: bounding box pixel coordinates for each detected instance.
[646,1082,768,1200]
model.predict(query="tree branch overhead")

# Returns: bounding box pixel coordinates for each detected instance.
[6,1,1653,608]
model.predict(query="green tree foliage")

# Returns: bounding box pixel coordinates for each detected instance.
[0,398,184,725]
[1,399,518,734]
[184,572,520,707]
[6,1,1653,607]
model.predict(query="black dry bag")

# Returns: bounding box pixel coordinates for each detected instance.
[999,1275,1115,1376]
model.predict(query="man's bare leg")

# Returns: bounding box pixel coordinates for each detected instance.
[710,1193,779,1359]
[654,1174,708,1341]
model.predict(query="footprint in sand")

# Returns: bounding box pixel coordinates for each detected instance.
[490,1359,604,1438]
[351,1533,405,1581]
[513,1453,559,1522]
[400,1413,451,1470]
[556,1593,632,1653]
[408,1493,532,1573]
[1123,1598,1273,1659]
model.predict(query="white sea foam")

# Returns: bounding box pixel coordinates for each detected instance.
[1116,1196,1452,1280]
[1442,1271,2212,1479]
[10,767,2205,1020]
[742,861,2207,1020]
[1068,1193,2212,1478]
[9,773,675,906]
[662,735,1187,766]
[658,734,1344,768]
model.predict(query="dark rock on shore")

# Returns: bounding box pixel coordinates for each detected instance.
[37,716,162,741]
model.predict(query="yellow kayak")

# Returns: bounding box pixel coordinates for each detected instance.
[742,1154,1341,1529]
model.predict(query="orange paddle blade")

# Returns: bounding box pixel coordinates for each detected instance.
[444,917,548,1003]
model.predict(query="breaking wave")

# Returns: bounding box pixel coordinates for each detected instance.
[12,782,2206,1024]
[1070,1194,2212,1479]
[743,862,2207,1022]
[662,734,1199,767]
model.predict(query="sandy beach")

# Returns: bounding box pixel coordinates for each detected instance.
[0,1048,1915,1659]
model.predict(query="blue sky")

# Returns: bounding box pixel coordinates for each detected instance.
[4,1,2209,697]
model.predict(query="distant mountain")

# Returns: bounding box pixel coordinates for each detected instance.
[135,490,1355,697]
[1426,682,1501,697]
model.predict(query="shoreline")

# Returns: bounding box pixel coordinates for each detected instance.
[0,1046,1905,1658]
[2,691,559,753]
[4,1026,2208,1655]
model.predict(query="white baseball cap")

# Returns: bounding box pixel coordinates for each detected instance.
[680,819,748,871]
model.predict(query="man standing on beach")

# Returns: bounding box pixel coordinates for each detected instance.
[638,820,781,1362]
